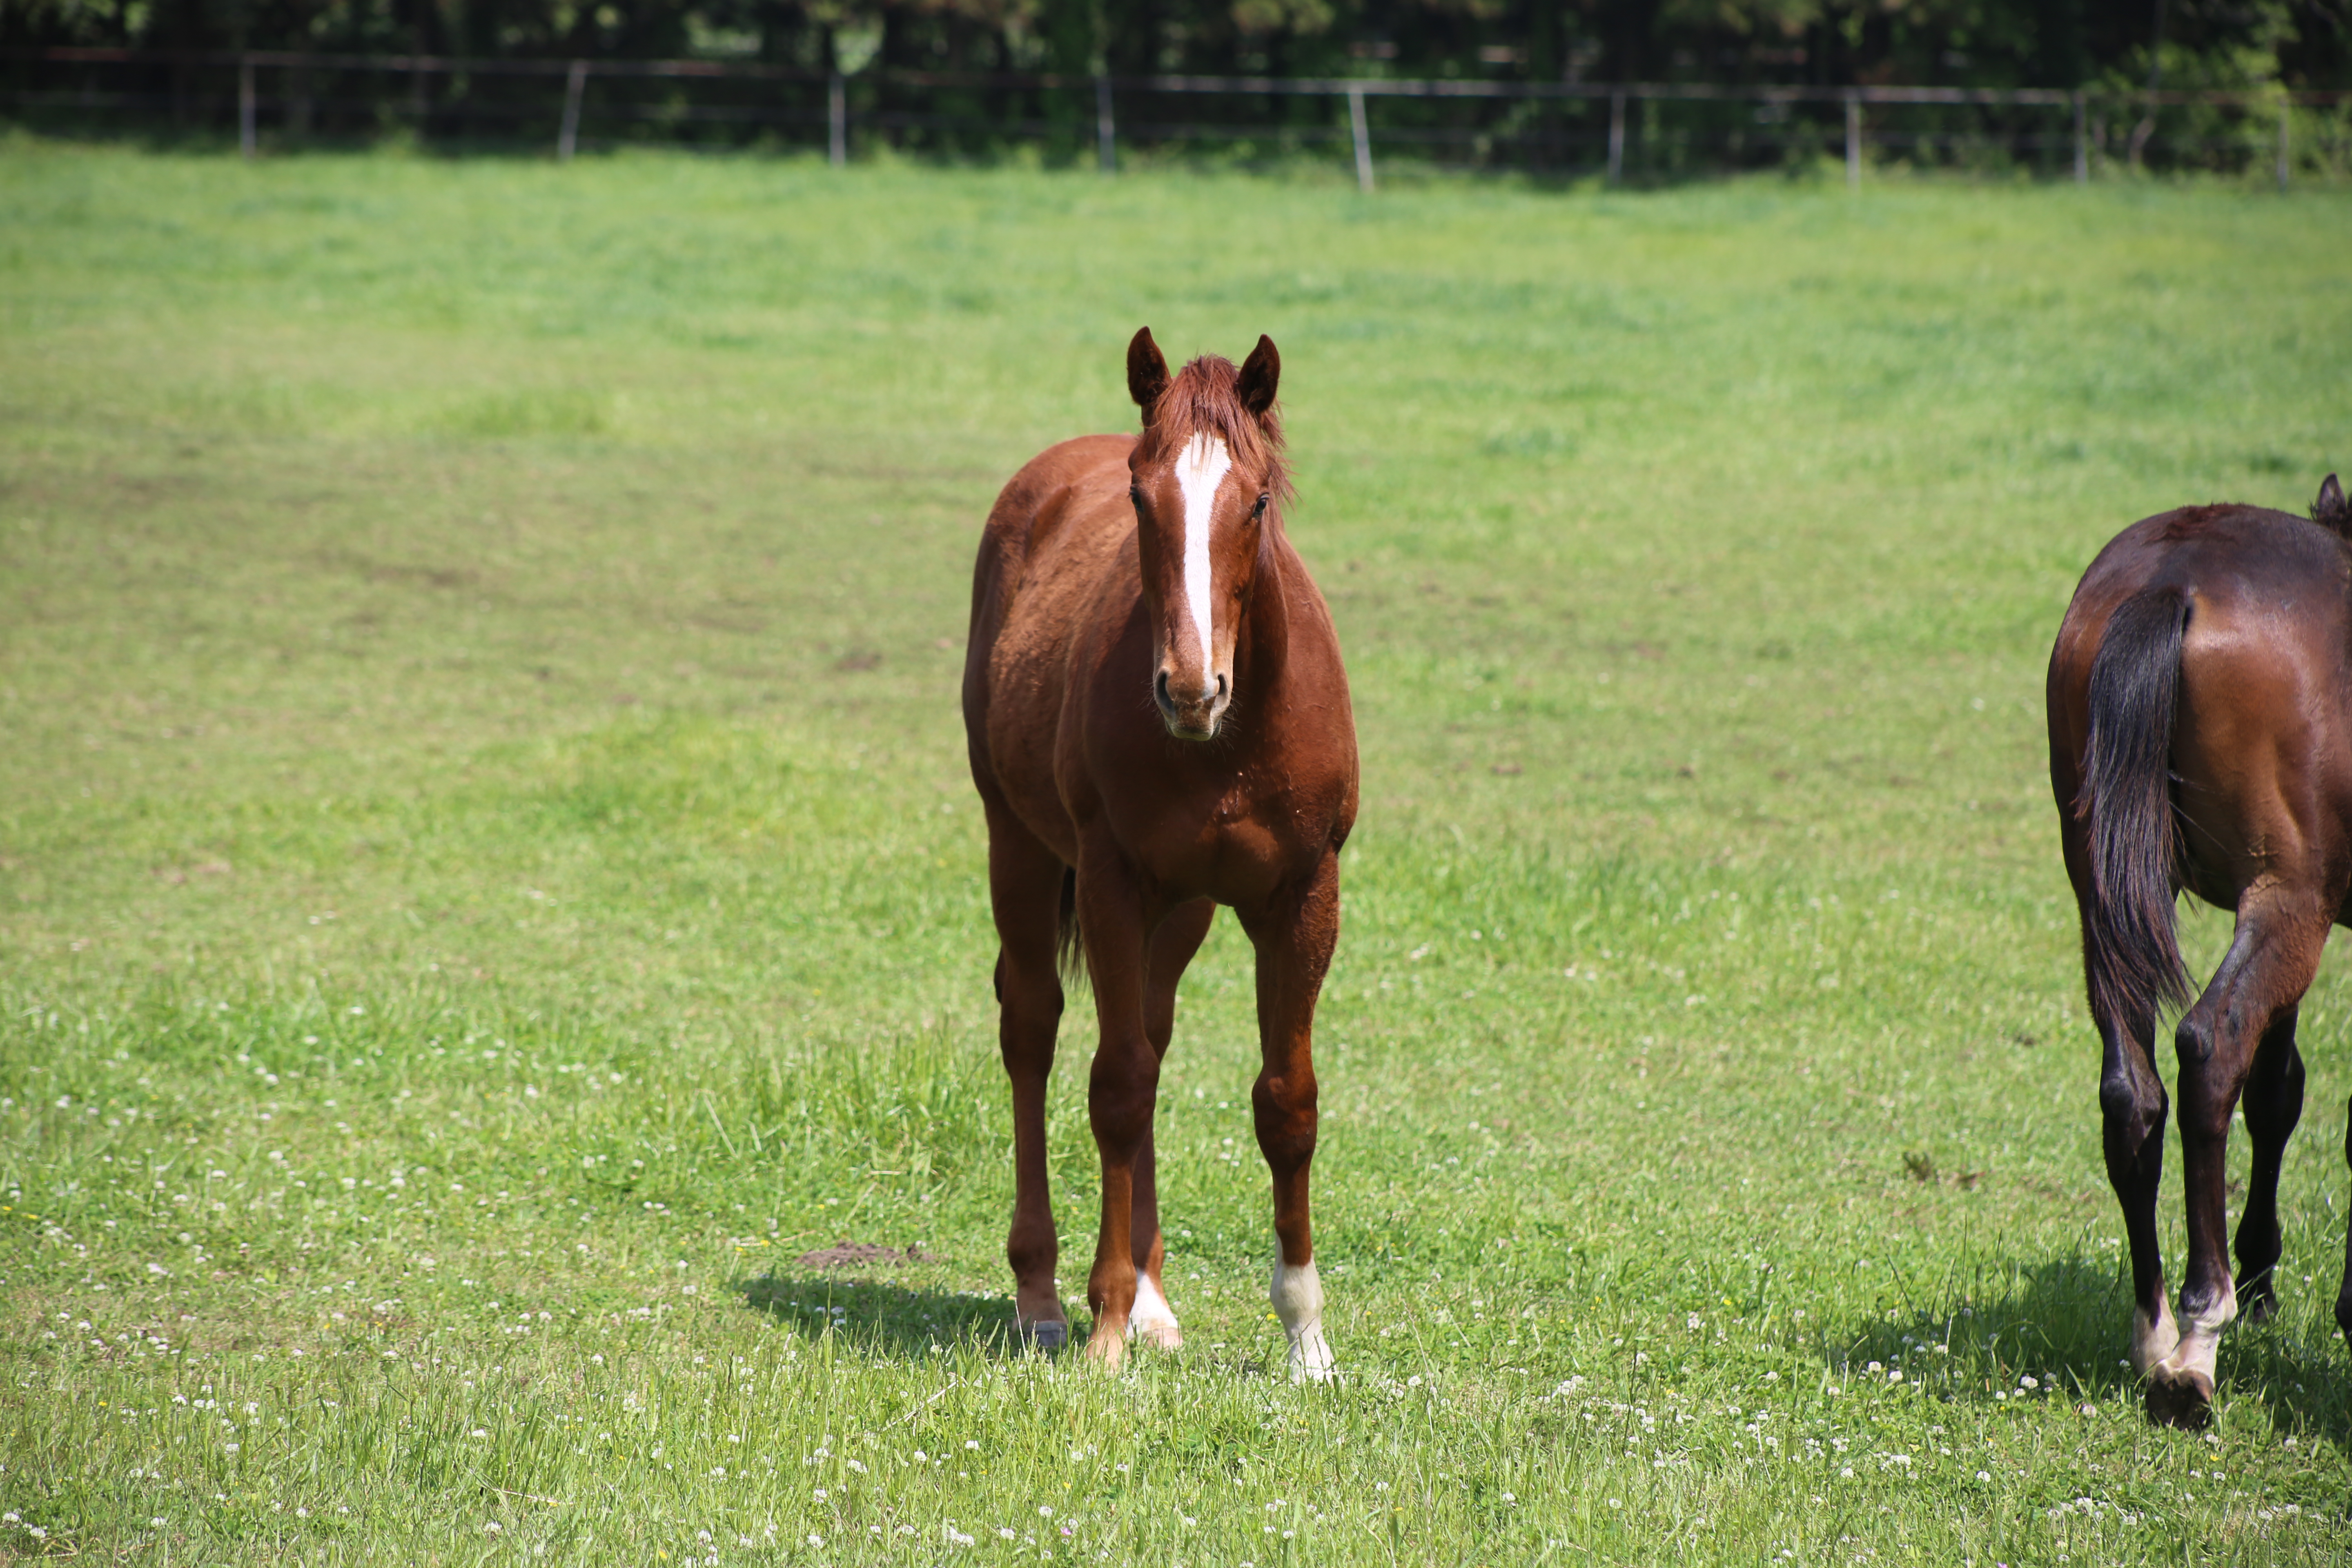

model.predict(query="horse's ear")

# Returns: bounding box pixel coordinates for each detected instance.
[2316,473,2348,534]
[1127,327,1170,420]
[1236,334,1280,419]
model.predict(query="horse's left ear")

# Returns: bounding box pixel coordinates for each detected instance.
[2316,473,2348,532]
[1237,334,1280,419]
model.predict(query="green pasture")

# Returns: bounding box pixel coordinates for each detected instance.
[2,140,2350,1563]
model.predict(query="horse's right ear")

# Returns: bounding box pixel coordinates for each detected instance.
[1127,327,1170,421]
[2316,473,2349,534]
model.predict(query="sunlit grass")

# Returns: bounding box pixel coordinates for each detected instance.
[2,141,2350,1561]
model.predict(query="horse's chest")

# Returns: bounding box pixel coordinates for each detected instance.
[1134,786,1304,889]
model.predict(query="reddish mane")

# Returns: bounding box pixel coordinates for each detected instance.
[1137,354,1293,509]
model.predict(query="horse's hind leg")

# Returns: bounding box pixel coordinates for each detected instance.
[2233,1007,2306,1321]
[2096,1005,2177,1375]
[984,802,1070,1350]
[2336,1096,2352,1354]
[1128,898,1215,1352]
[2149,899,2325,1428]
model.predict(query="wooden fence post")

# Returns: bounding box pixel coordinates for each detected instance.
[828,73,846,167]
[238,58,256,160]
[2072,91,2088,183]
[1844,91,1860,189]
[1095,74,1116,174]
[1348,85,1373,192]
[1607,91,1625,185]
[557,59,586,161]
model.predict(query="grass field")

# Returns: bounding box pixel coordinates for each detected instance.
[3,139,2351,1563]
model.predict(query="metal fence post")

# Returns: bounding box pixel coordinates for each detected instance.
[1348,85,1373,192]
[828,73,846,167]
[2277,104,2290,192]
[237,58,256,160]
[2072,91,2088,183]
[1844,91,1860,189]
[1607,91,1625,185]
[1095,74,1116,174]
[557,59,586,160]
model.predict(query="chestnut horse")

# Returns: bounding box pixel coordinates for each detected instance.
[2048,473,2352,1428]
[961,329,1359,1377]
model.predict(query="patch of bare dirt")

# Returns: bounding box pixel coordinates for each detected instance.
[793,1241,929,1270]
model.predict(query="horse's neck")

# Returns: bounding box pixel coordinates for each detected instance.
[1238,540,1294,686]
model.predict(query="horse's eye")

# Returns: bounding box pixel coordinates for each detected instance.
[1252,493,1270,518]
[1129,485,1145,507]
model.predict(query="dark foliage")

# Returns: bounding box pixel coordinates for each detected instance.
[2,0,2341,165]
[5,0,2342,89]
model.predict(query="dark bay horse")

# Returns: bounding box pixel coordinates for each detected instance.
[961,329,1359,1376]
[2048,473,2352,1428]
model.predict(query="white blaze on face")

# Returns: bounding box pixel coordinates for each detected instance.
[1172,432,1232,685]
[1270,1251,1334,1383]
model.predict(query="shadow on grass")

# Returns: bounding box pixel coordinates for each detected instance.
[1821,1251,2352,1446]
[735,1271,1031,1360]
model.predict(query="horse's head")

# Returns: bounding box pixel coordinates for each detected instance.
[1125,326,1289,742]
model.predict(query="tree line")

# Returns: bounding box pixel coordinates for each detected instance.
[4,0,2345,91]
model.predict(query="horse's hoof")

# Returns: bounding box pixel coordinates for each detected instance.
[2144,1368,2214,1430]
[1081,1329,1128,1369]
[1287,1330,1337,1385]
[1130,1321,1183,1351]
[1020,1320,1068,1354]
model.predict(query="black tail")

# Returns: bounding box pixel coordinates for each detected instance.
[1055,865,1085,987]
[2077,588,2194,1026]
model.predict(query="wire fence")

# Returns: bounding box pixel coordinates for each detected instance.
[7,46,2347,188]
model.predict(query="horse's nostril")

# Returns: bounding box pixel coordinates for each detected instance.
[1155,670,1173,708]
[1215,673,1229,702]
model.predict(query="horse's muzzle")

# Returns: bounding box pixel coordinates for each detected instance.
[1155,669,1228,740]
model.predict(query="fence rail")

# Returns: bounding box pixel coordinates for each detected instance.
[5,45,2341,189]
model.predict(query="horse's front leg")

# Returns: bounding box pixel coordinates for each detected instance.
[1129,898,1216,1352]
[1241,849,1341,1383]
[1076,839,1162,1367]
[2234,1007,2305,1321]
